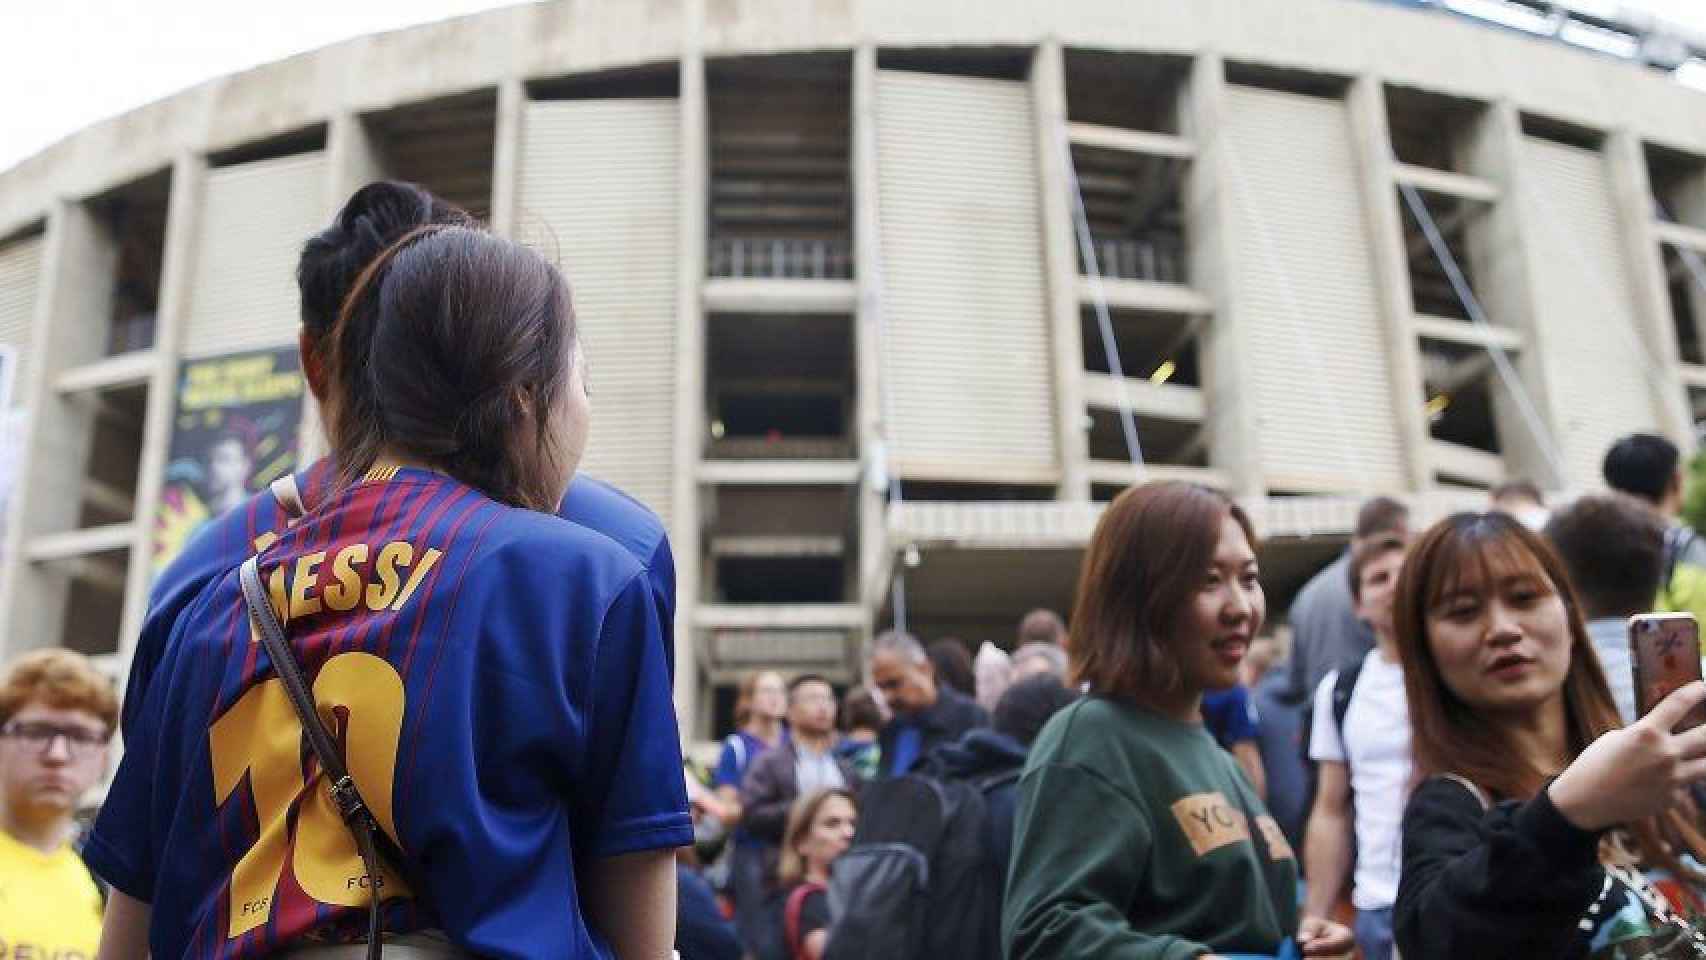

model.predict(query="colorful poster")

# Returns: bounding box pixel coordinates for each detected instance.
[153,347,303,572]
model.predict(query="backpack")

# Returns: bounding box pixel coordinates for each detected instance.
[821,772,1004,960]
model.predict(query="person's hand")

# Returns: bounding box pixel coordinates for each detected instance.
[1549,680,1706,832]
[1295,915,1354,958]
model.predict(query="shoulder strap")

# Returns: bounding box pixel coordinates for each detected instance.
[727,733,748,771]
[784,881,827,960]
[1437,773,1492,812]
[271,474,306,521]
[975,768,1021,795]
[240,557,385,960]
[1332,658,1365,737]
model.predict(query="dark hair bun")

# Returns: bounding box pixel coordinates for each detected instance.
[296,181,473,336]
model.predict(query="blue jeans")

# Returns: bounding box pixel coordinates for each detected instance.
[1355,906,1395,960]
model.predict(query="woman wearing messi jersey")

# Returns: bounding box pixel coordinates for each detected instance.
[131,183,675,786]
[88,226,689,959]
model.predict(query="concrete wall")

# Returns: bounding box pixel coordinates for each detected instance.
[4,0,1706,728]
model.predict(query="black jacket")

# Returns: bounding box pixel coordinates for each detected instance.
[918,727,1029,874]
[1394,776,1605,960]
[877,686,990,778]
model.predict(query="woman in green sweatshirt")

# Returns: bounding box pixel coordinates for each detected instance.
[1002,481,1354,960]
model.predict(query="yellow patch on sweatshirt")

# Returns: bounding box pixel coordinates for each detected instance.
[1171,792,1250,857]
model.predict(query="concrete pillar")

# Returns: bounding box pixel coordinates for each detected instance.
[1030,40,1091,503]
[296,114,392,466]
[672,1,708,737]
[490,78,527,239]
[1181,53,1263,497]
[1461,100,1567,490]
[852,43,888,638]
[0,200,118,655]
[1346,75,1433,492]
[118,154,205,661]
[325,113,389,207]
[1607,129,1692,449]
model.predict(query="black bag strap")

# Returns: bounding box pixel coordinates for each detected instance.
[240,556,386,960]
[1331,657,1366,739]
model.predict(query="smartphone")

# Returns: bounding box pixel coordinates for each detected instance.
[1630,612,1706,731]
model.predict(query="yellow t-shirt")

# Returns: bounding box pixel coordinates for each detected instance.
[0,829,103,960]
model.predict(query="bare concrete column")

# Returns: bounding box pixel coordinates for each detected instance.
[0,199,124,656]
[1030,41,1090,503]
[1607,129,1692,449]
[325,113,388,207]
[1181,53,1262,497]
[296,114,392,465]
[490,78,526,239]
[1460,101,1566,490]
[1346,75,1432,492]
[118,154,205,661]
[672,2,708,737]
[852,43,888,647]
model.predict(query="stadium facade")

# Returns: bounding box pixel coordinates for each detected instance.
[4,0,1706,733]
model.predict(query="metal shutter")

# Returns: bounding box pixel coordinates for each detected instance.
[1519,137,1660,486]
[184,153,328,359]
[0,235,42,407]
[518,99,678,523]
[1222,85,1407,493]
[875,70,1057,483]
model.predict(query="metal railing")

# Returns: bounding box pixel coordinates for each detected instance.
[1079,236,1187,285]
[708,237,853,280]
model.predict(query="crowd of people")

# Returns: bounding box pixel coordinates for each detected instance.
[7,175,1706,960]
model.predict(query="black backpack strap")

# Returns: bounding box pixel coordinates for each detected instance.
[240,556,386,960]
[1331,658,1365,740]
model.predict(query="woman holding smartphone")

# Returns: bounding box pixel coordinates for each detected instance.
[1394,511,1706,959]
[1003,481,1352,959]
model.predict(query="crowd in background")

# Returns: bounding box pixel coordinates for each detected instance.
[8,175,1706,960]
[11,434,1706,959]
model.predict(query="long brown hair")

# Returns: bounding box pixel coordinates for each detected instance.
[1396,512,1706,878]
[327,225,575,511]
[777,788,856,889]
[732,670,783,730]
[1069,481,1258,708]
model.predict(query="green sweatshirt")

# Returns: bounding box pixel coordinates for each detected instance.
[1002,697,1299,960]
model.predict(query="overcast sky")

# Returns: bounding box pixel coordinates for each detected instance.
[3,0,1706,175]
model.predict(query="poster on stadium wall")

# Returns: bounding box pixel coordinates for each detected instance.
[153,346,304,572]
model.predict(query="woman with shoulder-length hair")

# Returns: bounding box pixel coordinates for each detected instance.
[89,226,689,959]
[1393,511,1706,959]
[769,788,857,960]
[1003,481,1352,959]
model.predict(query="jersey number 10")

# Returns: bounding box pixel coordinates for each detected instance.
[209,651,411,938]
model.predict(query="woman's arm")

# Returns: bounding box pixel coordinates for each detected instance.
[712,785,744,827]
[584,848,677,960]
[1393,778,1601,960]
[94,888,150,960]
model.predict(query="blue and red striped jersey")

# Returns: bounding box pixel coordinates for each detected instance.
[87,466,690,959]
[121,458,674,747]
